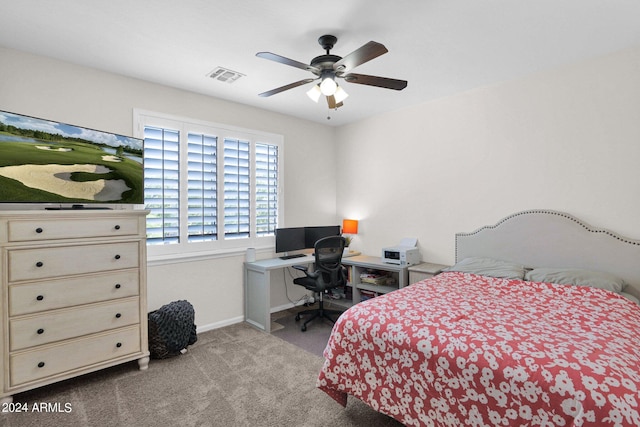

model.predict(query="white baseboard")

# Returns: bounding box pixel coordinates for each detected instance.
[271,299,310,313]
[196,315,244,333]
[196,300,310,334]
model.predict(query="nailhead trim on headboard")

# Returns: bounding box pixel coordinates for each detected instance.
[455,209,640,262]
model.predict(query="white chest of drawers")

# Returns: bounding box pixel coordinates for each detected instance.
[0,210,149,404]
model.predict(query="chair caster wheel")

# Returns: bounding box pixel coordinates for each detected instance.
[295,314,301,321]
[301,325,307,332]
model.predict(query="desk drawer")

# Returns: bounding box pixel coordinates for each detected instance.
[9,270,139,316]
[10,326,141,387]
[8,242,139,282]
[7,217,140,242]
[10,297,140,351]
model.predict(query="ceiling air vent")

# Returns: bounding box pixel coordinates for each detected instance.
[207,67,244,84]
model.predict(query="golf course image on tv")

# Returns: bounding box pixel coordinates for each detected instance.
[0,110,143,205]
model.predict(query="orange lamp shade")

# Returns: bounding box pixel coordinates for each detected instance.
[342,219,358,234]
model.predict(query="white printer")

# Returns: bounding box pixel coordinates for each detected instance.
[382,237,421,265]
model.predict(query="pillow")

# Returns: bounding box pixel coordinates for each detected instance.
[620,292,640,304]
[444,257,526,280]
[524,268,626,293]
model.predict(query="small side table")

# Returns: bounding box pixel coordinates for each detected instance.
[408,262,450,284]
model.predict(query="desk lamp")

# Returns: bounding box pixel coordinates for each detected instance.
[342,219,360,257]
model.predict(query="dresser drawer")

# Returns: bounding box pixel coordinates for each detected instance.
[8,242,140,282]
[10,297,140,351]
[9,270,139,316]
[7,217,140,242]
[10,326,141,387]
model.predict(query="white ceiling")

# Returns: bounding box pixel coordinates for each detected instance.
[1,0,639,127]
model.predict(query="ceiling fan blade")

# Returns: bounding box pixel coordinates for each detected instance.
[256,52,319,73]
[333,41,388,74]
[326,96,343,109]
[258,78,316,97]
[342,73,408,90]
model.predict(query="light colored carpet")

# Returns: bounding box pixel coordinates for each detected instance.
[2,322,401,427]
[271,306,341,358]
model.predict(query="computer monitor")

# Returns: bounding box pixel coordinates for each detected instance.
[275,227,306,253]
[304,225,341,248]
[274,225,341,254]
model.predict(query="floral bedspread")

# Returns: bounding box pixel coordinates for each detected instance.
[317,272,640,426]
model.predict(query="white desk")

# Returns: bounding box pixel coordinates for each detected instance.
[243,253,414,332]
[244,255,315,332]
[341,255,409,302]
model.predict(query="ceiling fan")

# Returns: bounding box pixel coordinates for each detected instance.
[256,35,407,109]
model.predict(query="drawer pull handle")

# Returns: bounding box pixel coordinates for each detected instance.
[37,328,44,335]
[38,362,45,368]
[115,284,121,289]
[115,313,122,318]
[116,342,122,348]
[114,254,121,260]
[115,224,121,230]
[36,261,44,268]
[36,295,44,301]
[36,227,43,233]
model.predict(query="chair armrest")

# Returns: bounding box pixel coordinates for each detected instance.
[293,264,320,279]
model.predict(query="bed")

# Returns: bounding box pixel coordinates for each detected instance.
[317,210,640,426]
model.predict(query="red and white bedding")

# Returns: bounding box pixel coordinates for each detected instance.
[317,272,640,426]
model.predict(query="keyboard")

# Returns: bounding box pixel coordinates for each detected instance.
[279,253,307,260]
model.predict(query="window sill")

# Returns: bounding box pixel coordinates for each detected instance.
[147,245,274,267]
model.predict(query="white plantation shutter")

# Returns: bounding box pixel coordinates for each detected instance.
[143,126,180,245]
[136,109,282,255]
[223,138,250,239]
[255,143,278,236]
[187,133,217,242]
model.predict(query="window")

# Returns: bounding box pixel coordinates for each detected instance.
[134,110,282,257]
[187,132,217,242]
[223,138,250,239]
[143,127,180,245]
[255,143,278,236]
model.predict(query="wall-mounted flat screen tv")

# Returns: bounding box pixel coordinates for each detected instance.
[0,110,143,206]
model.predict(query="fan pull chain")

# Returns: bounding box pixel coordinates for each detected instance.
[327,107,340,120]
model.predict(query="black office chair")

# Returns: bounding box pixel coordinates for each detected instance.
[292,236,347,332]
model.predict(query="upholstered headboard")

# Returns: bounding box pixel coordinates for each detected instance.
[455,210,640,300]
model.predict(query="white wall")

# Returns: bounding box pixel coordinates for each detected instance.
[3,44,639,329]
[0,47,337,329]
[336,46,640,265]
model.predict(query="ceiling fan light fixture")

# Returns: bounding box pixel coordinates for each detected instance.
[256,35,408,113]
[320,75,337,96]
[306,84,322,103]
[333,86,349,103]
